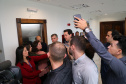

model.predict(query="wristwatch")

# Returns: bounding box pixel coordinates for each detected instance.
[84,27,90,33]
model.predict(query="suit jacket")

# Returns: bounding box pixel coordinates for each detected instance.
[86,31,126,84]
[16,54,48,84]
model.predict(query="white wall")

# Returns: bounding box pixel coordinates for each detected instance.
[0,0,92,65]
[98,13,126,21]
[0,25,5,62]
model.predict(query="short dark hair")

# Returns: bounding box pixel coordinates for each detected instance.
[85,39,95,59]
[23,43,31,52]
[49,42,66,62]
[51,34,58,38]
[15,46,31,65]
[70,36,86,52]
[32,41,40,52]
[75,31,79,33]
[64,29,73,35]
[109,29,120,38]
[113,35,126,56]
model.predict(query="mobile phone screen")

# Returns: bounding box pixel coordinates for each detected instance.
[73,14,81,21]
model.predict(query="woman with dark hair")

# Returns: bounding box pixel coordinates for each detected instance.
[32,40,51,82]
[32,41,46,55]
[23,43,34,56]
[16,46,48,84]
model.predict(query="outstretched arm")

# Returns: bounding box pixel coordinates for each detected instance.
[30,54,48,62]
[74,17,126,77]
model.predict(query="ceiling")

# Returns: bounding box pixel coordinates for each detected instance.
[27,0,126,16]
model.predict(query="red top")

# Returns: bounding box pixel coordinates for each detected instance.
[16,54,48,84]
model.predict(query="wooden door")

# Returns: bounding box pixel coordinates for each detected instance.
[100,21,125,43]
[125,18,126,36]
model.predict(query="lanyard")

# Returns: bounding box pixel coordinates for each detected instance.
[28,60,33,69]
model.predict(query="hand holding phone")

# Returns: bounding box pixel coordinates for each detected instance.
[73,14,81,28]
[73,14,81,21]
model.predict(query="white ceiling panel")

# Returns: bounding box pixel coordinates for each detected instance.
[26,0,126,16]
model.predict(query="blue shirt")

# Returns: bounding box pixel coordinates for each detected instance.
[72,54,98,84]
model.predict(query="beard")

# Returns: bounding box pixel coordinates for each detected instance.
[69,47,73,55]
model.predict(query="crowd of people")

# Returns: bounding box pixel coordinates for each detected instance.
[15,16,126,84]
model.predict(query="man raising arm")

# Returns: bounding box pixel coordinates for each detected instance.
[74,17,126,84]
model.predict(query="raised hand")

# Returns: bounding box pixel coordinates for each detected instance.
[74,17,88,30]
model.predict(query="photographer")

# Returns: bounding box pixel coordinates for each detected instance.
[15,46,48,84]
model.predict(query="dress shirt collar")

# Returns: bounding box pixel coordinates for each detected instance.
[73,54,86,66]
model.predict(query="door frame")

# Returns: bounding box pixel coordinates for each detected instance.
[16,18,48,46]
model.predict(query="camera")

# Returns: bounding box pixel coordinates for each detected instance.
[0,60,22,84]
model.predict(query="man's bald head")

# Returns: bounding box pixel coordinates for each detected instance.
[49,42,66,62]
[35,36,42,42]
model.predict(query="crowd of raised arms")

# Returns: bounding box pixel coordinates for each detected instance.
[15,17,126,84]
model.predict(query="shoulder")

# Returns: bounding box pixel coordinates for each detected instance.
[16,62,21,66]
[84,55,96,65]
[16,62,23,68]
[44,62,72,84]
[44,72,56,84]
[35,51,46,55]
[78,56,98,74]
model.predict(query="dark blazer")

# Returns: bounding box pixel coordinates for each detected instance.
[16,54,48,84]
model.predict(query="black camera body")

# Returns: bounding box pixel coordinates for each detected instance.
[0,60,22,84]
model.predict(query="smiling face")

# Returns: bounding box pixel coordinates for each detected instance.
[23,47,28,58]
[37,42,42,50]
[64,32,72,42]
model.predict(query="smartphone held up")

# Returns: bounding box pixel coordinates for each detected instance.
[73,14,82,28]
[73,14,81,21]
